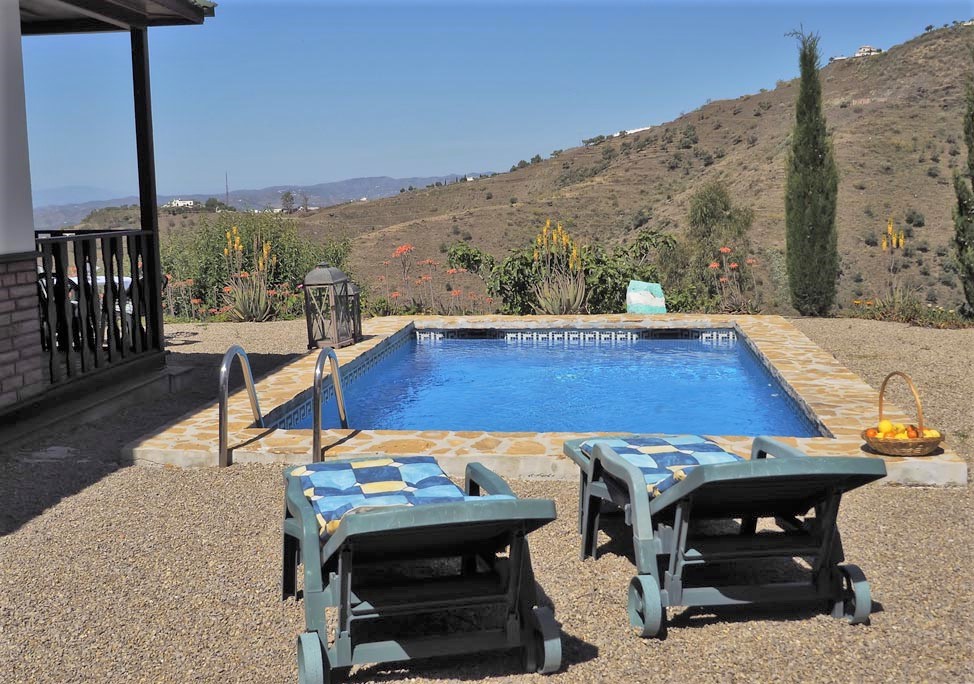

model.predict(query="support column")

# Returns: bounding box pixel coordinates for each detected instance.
[130,27,165,353]
[0,0,36,257]
[0,0,46,410]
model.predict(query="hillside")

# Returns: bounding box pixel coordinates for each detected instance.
[295,24,974,313]
[34,174,486,229]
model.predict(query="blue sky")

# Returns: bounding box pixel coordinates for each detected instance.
[21,0,972,200]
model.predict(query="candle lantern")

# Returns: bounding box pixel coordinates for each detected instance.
[303,263,362,349]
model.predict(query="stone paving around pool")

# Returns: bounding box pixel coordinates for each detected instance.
[125,315,967,485]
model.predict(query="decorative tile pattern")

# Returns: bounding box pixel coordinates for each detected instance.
[125,314,967,486]
[415,328,739,344]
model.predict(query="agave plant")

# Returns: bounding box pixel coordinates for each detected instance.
[533,270,586,314]
[225,274,276,322]
[530,219,588,314]
[222,226,278,322]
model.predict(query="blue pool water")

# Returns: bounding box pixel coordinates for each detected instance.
[303,334,820,436]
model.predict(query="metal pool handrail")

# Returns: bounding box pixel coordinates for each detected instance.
[218,345,265,467]
[313,347,349,461]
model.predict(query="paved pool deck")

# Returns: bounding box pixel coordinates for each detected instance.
[125,314,967,485]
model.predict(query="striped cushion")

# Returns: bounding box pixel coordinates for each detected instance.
[290,456,514,537]
[580,435,743,497]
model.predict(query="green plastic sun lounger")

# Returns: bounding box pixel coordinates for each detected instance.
[563,435,887,637]
[282,456,561,683]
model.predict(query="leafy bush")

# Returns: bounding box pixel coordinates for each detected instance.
[446,221,676,315]
[160,212,348,320]
[678,124,698,149]
[849,287,971,328]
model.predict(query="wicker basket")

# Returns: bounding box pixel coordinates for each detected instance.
[860,371,944,457]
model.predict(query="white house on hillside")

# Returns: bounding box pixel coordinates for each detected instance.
[854,45,882,58]
[163,198,196,208]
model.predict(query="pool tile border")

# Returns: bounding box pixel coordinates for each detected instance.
[125,315,967,485]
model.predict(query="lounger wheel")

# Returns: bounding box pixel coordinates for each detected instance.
[628,575,666,638]
[521,606,561,674]
[297,632,330,684]
[831,564,872,625]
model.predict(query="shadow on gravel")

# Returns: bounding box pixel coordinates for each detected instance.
[346,629,598,682]
[590,509,879,629]
[0,350,301,537]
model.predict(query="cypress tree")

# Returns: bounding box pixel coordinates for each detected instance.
[953,48,974,316]
[785,31,839,315]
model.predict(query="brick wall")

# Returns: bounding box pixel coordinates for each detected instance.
[0,257,46,409]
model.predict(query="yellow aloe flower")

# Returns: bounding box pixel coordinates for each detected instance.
[881,237,888,251]
[887,218,893,236]
[223,247,229,256]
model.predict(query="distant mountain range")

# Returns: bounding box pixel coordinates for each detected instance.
[32,174,491,229]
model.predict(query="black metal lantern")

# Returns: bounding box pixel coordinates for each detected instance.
[303,263,362,349]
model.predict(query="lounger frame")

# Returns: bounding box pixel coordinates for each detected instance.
[282,459,560,683]
[564,436,886,636]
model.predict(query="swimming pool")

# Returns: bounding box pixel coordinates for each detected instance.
[297,330,820,437]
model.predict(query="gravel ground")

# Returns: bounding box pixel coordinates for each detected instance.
[789,317,974,470]
[1,317,972,683]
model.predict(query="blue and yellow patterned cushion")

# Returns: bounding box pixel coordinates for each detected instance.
[580,435,743,497]
[290,456,515,538]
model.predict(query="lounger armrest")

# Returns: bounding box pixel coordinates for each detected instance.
[284,474,326,592]
[590,443,655,543]
[751,436,808,460]
[465,462,516,497]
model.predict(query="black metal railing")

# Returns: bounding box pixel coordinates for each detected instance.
[35,228,164,386]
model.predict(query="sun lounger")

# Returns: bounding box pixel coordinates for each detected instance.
[282,456,561,683]
[563,435,886,637]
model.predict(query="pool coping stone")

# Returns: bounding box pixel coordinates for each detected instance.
[125,314,967,486]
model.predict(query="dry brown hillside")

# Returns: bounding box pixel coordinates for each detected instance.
[295,24,974,313]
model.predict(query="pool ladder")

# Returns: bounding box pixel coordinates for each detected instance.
[218,345,349,466]
[313,347,349,462]
[218,345,265,467]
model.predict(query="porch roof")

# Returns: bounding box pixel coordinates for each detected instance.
[20,0,215,35]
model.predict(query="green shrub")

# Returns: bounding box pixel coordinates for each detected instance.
[446,223,676,315]
[849,286,971,328]
[678,124,698,149]
[905,208,925,226]
[160,213,348,320]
